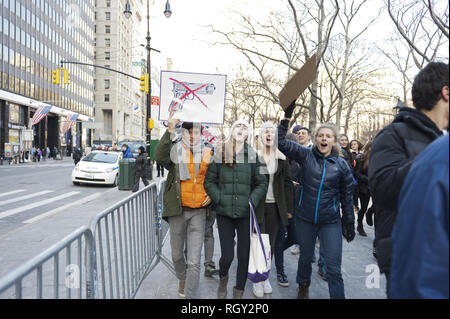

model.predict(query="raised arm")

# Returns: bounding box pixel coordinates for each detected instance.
[278,119,310,163]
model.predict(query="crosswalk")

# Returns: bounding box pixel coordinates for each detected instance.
[0,189,101,224]
[0,163,74,169]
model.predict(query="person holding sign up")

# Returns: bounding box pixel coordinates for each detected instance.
[154,115,213,299]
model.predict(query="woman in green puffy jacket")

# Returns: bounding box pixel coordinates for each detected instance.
[204,119,268,299]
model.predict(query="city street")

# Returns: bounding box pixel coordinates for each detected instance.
[0,157,161,279]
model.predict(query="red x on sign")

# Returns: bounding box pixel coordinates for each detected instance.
[169,77,210,116]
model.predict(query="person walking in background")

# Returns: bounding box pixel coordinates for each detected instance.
[390,134,449,299]
[368,61,448,296]
[156,162,165,177]
[339,134,353,169]
[73,148,82,165]
[253,122,293,297]
[354,141,374,237]
[204,119,268,299]
[349,139,363,219]
[274,132,300,288]
[154,116,213,299]
[46,146,51,159]
[278,102,355,299]
[132,146,149,192]
[121,144,133,159]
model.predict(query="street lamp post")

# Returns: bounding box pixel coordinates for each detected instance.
[124,0,172,180]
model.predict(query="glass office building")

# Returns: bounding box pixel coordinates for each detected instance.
[0,0,95,158]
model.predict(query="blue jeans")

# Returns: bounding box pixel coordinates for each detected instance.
[296,218,345,299]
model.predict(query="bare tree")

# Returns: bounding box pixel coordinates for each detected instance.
[386,0,449,69]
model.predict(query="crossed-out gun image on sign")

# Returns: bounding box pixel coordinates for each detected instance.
[168,79,216,114]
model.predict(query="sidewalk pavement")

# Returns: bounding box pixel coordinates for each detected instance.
[136,220,386,299]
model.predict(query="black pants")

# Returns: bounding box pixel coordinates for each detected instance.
[357,190,373,224]
[216,214,250,290]
[132,173,149,192]
[259,202,281,257]
[156,163,164,177]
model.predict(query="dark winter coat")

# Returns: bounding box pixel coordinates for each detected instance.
[368,106,443,274]
[204,143,268,219]
[135,153,147,176]
[278,120,355,225]
[254,153,294,227]
[390,134,449,298]
[354,154,369,195]
[289,158,302,216]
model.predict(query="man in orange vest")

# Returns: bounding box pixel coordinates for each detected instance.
[154,116,213,299]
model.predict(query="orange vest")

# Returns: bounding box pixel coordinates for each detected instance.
[180,144,212,208]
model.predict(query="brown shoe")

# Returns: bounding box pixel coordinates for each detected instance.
[233,287,244,299]
[298,282,310,299]
[357,223,367,237]
[218,275,228,299]
[178,280,185,298]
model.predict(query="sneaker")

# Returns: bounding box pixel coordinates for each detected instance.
[204,263,220,277]
[263,279,272,294]
[277,272,289,287]
[290,244,300,254]
[252,282,264,298]
[318,265,328,281]
[178,280,185,298]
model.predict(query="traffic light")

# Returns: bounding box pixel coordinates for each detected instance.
[52,68,61,85]
[140,73,149,94]
[63,68,70,84]
[148,118,154,130]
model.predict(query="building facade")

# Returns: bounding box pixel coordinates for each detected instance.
[93,0,147,146]
[0,0,95,159]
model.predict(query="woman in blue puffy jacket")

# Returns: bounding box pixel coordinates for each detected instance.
[278,104,356,299]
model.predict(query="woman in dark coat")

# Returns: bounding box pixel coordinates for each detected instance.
[132,146,149,192]
[354,141,375,236]
[278,112,355,299]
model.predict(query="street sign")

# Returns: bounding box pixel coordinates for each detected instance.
[132,61,146,67]
[151,96,160,106]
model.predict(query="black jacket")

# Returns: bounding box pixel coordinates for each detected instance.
[278,120,355,225]
[368,107,442,273]
[354,154,369,194]
[135,153,148,175]
[255,155,294,228]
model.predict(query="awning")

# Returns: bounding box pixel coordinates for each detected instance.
[0,89,94,122]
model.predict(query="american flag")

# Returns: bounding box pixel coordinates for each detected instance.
[31,105,52,126]
[62,113,79,134]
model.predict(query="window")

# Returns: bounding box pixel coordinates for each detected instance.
[104,94,110,102]
[105,12,111,20]
[104,79,110,89]
[105,38,110,47]
[105,25,110,33]
[106,0,111,8]
[105,52,110,60]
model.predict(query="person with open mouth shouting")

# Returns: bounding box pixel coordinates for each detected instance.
[277,101,356,299]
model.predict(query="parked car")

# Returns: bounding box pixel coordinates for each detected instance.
[118,141,146,158]
[72,151,122,186]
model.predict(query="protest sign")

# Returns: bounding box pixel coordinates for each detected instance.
[159,70,226,124]
[278,54,317,110]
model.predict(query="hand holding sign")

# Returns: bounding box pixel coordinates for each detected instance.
[278,54,317,111]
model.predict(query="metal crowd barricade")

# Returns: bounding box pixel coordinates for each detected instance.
[0,178,173,299]
[89,181,160,299]
[0,226,96,299]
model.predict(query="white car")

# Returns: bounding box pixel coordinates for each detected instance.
[72,151,122,186]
